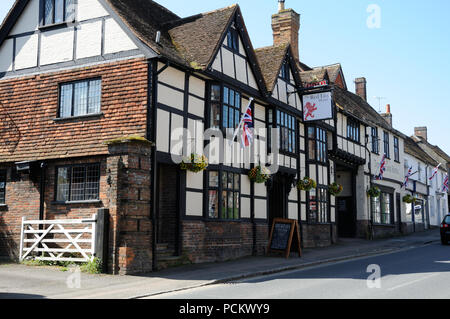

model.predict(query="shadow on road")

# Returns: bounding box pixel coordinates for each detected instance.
[0,293,46,299]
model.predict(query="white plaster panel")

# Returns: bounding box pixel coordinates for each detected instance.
[289,202,298,220]
[186,192,203,217]
[15,34,38,70]
[156,109,170,153]
[189,76,205,98]
[221,48,235,78]
[188,95,204,118]
[241,175,251,195]
[186,171,203,189]
[170,113,184,156]
[254,182,266,197]
[255,199,267,219]
[10,0,40,35]
[235,55,247,84]
[77,0,109,21]
[241,197,251,219]
[103,18,137,54]
[76,20,102,59]
[0,39,13,72]
[40,28,74,65]
[157,83,184,110]
[159,66,185,89]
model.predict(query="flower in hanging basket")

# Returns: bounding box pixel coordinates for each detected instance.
[180,153,208,173]
[297,177,317,192]
[329,182,344,196]
[248,165,271,184]
[367,186,381,198]
[402,194,417,204]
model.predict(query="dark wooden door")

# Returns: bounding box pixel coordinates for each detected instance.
[337,197,356,238]
[269,174,288,229]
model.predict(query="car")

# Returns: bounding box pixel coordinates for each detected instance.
[440,215,450,245]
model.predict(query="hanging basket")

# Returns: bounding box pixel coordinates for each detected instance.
[297,177,317,192]
[180,154,208,173]
[367,186,381,198]
[329,182,344,196]
[248,165,271,184]
[402,194,417,204]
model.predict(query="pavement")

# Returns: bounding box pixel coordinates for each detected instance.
[0,229,441,299]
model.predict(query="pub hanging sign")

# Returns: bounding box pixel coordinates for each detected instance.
[302,91,333,122]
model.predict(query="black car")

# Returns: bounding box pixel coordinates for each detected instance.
[441,215,450,245]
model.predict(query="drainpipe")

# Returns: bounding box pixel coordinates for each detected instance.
[364,133,374,239]
[39,162,47,222]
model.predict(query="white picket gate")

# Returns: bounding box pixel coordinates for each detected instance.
[19,214,97,263]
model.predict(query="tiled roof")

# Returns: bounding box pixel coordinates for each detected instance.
[404,136,439,167]
[254,44,289,93]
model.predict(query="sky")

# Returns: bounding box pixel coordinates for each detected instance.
[1,0,449,155]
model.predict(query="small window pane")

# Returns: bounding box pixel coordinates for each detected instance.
[44,0,54,25]
[208,190,219,218]
[71,166,86,201]
[227,191,233,219]
[223,105,228,128]
[209,171,219,187]
[88,80,101,114]
[60,84,73,118]
[54,0,64,23]
[65,0,75,21]
[56,167,70,202]
[223,87,229,104]
[85,165,100,200]
[73,82,88,116]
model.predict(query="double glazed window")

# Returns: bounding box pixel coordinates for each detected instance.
[347,118,360,143]
[276,110,296,153]
[42,0,75,26]
[0,170,6,204]
[308,127,327,163]
[371,127,379,154]
[394,137,400,162]
[371,192,393,225]
[56,164,100,202]
[383,131,390,158]
[59,79,101,118]
[208,171,240,220]
[308,187,329,224]
[210,85,243,133]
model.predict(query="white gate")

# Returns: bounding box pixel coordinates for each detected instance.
[19,214,97,263]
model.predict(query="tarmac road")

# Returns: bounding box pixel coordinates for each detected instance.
[150,242,450,299]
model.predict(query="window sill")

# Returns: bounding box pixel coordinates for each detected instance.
[38,22,69,32]
[0,204,7,208]
[53,113,103,122]
[51,200,102,205]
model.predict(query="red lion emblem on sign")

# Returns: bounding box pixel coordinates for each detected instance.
[304,102,317,120]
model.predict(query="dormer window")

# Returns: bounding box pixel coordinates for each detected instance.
[280,61,290,81]
[226,28,239,53]
[41,0,75,27]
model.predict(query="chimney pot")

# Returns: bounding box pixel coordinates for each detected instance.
[386,104,391,114]
[278,0,285,12]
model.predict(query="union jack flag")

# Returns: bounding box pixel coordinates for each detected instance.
[240,104,254,148]
[429,163,442,181]
[442,174,449,193]
[403,166,413,188]
[375,154,387,180]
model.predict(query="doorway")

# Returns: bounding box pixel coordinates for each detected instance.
[335,166,357,238]
[157,163,180,256]
[268,173,291,228]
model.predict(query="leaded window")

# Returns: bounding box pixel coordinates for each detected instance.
[383,131,390,158]
[308,187,329,224]
[0,170,6,204]
[371,127,379,154]
[208,170,240,220]
[394,137,400,162]
[307,126,327,163]
[42,0,75,26]
[209,84,244,135]
[276,110,296,154]
[226,28,239,53]
[56,164,100,202]
[347,118,360,143]
[59,79,101,118]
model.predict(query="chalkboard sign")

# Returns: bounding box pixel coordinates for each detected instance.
[267,218,302,259]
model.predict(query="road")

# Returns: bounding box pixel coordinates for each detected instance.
[148,242,450,299]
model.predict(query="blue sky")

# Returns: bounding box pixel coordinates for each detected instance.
[1,0,449,154]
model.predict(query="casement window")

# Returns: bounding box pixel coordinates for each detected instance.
[280,61,290,82]
[226,28,239,53]
[371,192,393,225]
[56,164,100,202]
[207,170,240,220]
[59,79,101,118]
[276,110,296,154]
[307,126,327,163]
[347,118,360,143]
[41,0,75,26]
[383,131,390,158]
[0,170,6,204]
[209,84,244,134]
[308,187,329,224]
[394,137,400,162]
[371,127,379,154]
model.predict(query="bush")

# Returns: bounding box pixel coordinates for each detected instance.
[80,258,102,274]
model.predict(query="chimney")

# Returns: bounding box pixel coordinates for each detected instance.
[272,0,300,61]
[415,126,428,141]
[381,104,393,126]
[355,77,367,101]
